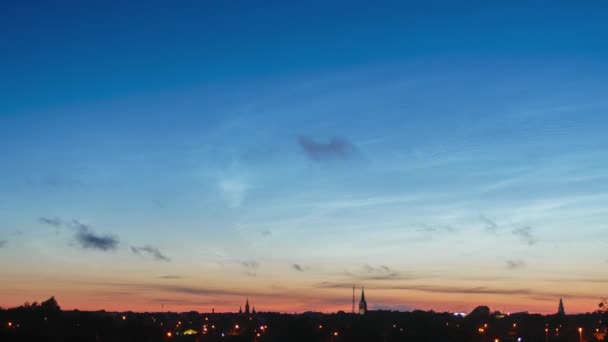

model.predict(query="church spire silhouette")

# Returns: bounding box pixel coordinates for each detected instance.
[359,287,367,315]
[557,298,565,316]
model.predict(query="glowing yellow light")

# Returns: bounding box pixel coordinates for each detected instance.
[8,322,13,327]
[579,327,583,332]
[235,324,240,329]
[166,331,172,337]
[257,333,261,337]
[122,315,126,320]
[334,332,339,336]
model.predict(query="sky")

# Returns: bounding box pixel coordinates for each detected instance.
[1,1,608,314]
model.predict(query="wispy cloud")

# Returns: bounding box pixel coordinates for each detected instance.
[158,275,182,279]
[512,226,538,245]
[363,264,392,274]
[218,178,249,208]
[131,245,171,262]
[261,230,272,237]
[241,260,259,277]
[480,215,499,233]
[344,265,404,281]
[506,259,526,270]
[418,224,456,233]
[39,216,63,227]
[297,136,357,161]
[316,282,532,296]
[0,240,6,248]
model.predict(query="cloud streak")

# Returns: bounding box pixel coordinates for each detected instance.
[292,264,309,272]
[131,245,171,262]
[158,275,183,279]
[506,259,526,269]
[0,240,6,248]
[242,260,259,277]
[39,216,63,227]
[512,226,538,245]
[480,215,499,233]
[298,136,357,161]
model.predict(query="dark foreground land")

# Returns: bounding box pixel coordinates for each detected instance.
[1,300,607,342]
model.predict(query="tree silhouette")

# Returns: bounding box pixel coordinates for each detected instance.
[40,296,61,317]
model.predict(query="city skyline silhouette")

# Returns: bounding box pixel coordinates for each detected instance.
[2,1,608,320]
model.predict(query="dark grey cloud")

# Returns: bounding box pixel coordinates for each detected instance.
[0,240,6,248]
[292,264,309,272]
[297,136,357,161]
[39,216,63,227]
[39,216,120,251]
[480,215,499,233]
[75,224,119,251]
[512,226,538,245]
[241,260,259,276]
[131,246,170,262]
[506,259,526,269]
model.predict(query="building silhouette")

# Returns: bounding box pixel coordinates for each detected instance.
[359,288,367,315]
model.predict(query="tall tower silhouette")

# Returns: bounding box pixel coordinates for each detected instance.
[352,285,355,314]
[245,297,250,315]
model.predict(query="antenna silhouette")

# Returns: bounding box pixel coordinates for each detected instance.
[352,284,355,314]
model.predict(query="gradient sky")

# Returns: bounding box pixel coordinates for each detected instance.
[1,1,608,314]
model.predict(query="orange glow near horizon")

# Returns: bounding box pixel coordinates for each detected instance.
[0,288,601,315]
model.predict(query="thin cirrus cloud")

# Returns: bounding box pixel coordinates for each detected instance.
[297,136,358,161]
[39,216,63,227]
[512,226,538,245]
[241,260,259,277]
[130,246,171,262]
[506,259,526,269]
[479,215,499,233]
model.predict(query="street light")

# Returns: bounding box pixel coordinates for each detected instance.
[545,328,548,342]
[579,327,583,342]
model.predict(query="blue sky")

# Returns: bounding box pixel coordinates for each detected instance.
[1,1,608,313]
